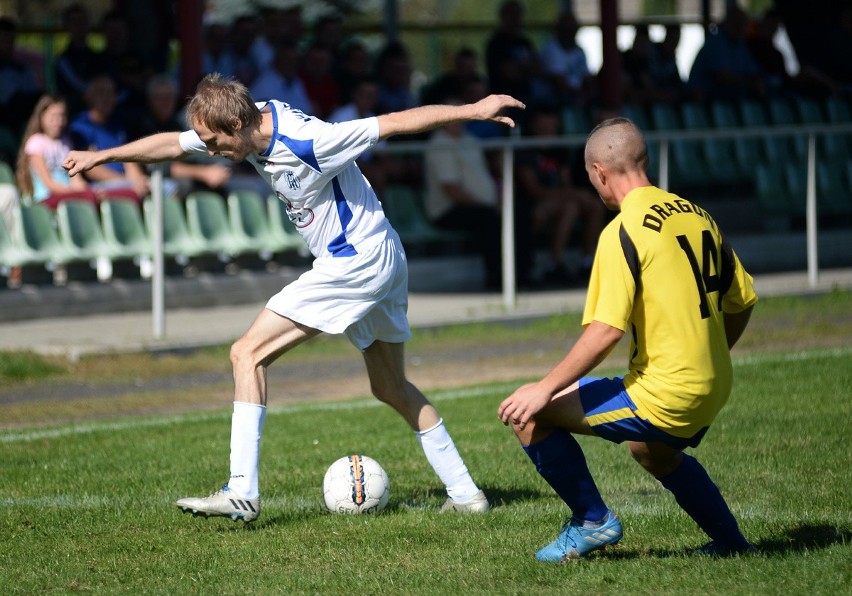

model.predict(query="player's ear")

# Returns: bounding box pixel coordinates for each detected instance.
[593,162,606,186]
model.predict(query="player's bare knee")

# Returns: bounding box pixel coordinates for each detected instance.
[511,418,539,444]
[229,337,258,372]
[627,442,681,477]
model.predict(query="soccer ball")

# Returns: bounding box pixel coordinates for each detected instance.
[322,455,390,514]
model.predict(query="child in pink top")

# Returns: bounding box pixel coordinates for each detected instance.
[15,94,136,208]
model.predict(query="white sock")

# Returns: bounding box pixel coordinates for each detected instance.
[228,401,266,499]
[416,419,479,502]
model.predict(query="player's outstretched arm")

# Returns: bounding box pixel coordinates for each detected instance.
[498,321,624,429]
[376,94,525,141]
[63,132,188,177]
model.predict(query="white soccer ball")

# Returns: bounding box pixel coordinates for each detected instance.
[322,455,390,514]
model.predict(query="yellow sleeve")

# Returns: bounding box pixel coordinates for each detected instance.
[582,222,636,331]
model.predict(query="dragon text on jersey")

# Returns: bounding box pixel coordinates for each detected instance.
[641,198,719,233]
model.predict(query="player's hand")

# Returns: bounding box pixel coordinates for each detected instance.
[498,381,552,430]
[63,150,100,177]
[474,94,526,128]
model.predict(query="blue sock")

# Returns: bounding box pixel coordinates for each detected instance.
[522,429,609,523]
[658,454,749,548]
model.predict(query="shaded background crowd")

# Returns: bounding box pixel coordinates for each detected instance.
[0,0,850,290]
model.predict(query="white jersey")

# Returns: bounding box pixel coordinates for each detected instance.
[178,100,391,259]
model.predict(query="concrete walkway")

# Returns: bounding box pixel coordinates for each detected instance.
[0,267,850,359]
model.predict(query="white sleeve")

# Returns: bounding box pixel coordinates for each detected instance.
[178,130,207,154]
[310,117,379,178]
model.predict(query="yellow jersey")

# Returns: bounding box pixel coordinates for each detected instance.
[583,186,758,438]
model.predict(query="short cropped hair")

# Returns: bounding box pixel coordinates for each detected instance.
[185,73,262,134]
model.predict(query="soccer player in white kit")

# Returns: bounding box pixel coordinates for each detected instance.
[64,73,525,521]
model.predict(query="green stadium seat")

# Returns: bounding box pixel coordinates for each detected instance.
[650,103,711,188]
[768,96,811,160]
[100,199,154,277]
[816,161,852,216]
[783,162,807,217]
[100,199,152,256]
[713,100,762,171]
[561,107,592,135]
[739,99,796,167]
[265,194,311,258]
[381,185,465,251]
[56,200,130,280]
[622,104,659,176]
[793,96,851,162]
[18,203,94,282]
[143,195,209,264]
[622,103,651,130]
[825,96,851,123]
[754,163,791,216]
[228,190,306,258]
[185,191,254,260]
[681,102,745,184]
[0,207,46,272]
[0,160,15,185]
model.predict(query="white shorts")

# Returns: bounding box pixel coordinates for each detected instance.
[265,231,411,350]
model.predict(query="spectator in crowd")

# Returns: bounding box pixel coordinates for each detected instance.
[299,43,341,120]
[327,76,388,198]
[250,41,313,114]
[687,5,766,102]
[539,12,593,108]
[313,14,346,60]
[0,17,43,137]
[69,75,149,202]
[374,41,418,116]
[622,24,686,106]
[648,23,689,104]
[53,3,107,116]
[420,46,481,107]
[485,0,545,109]
[15,94,135,208]
[745,8,839,99]
[252,5,303,73]
[621,24,656,105]
[115,0,174,74]
[424,96,504,290]
[98,10,154,118]
[335,40,373,104]
[129,74,231,198]
[229,15,262,87]
[516,105,606,285]
[201,21,236,79]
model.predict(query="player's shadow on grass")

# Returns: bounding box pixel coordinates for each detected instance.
[585,523,852,560]
[753,523,851,556]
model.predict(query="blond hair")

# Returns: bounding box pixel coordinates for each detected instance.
[185,73,262,133]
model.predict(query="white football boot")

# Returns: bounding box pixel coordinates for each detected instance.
[176,485,260,522]
[440,490,491,513]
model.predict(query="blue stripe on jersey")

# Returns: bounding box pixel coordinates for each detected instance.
[262,101,322,172]
[327,177,357,257]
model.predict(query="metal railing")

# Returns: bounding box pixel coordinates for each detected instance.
[374,122,852,308]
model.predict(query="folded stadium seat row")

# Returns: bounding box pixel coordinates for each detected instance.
[380,184,467,256]
[0,192,310,285]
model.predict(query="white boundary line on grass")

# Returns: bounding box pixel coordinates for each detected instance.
[3,347,849,445]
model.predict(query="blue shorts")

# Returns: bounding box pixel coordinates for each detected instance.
[578,377,708,449]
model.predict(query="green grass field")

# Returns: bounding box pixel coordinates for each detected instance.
[2,341,850,593]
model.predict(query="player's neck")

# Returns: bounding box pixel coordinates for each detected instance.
[255,111,275,152]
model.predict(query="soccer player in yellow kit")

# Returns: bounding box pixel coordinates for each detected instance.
[499,117,758,562]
